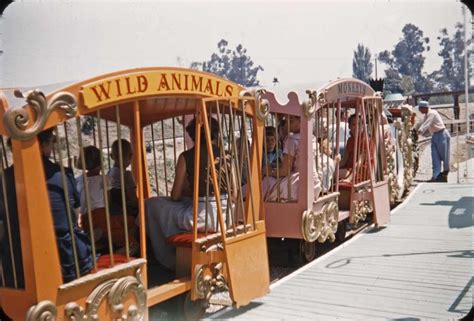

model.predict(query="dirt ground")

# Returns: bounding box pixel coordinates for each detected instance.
[414,133,473,183]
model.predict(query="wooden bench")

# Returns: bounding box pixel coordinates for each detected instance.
[165,225,251,277]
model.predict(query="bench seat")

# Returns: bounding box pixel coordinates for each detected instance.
[165,232,207,248]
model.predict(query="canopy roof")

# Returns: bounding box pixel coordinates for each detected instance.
[0,67,246,139]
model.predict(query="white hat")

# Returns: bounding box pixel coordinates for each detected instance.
[417,100,429,108]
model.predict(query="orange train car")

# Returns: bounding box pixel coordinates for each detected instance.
[0,67,270,320]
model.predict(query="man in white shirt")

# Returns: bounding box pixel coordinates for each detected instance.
[416,100,450,182]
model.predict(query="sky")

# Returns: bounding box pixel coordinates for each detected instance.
[0,0,471,99]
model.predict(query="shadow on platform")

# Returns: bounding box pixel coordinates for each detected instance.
[365,226,387,234]
[420,196,473,229]
[448,277,473,315]
[325,249,473,269]
[205,302,264,319]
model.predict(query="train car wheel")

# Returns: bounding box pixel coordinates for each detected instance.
[335,220,347,243]
[298,240,317,263]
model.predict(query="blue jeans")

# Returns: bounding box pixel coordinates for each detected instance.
[431,129,450,179]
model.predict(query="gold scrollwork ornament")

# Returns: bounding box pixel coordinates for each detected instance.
[302,90,317,118]
[385,137,400,203]
[62,268,146,321]
[4,89,77,141]
[317,91,327,107]
[352,199,371,225]
[239,89,269,121]
[64,302,84,321]
[108,269,146,321]
[26,300,57,321]
[324,201,339,242]
[194,263,227,301]
[317,203,332,243]
[302,209,323,242]
[194,264,211,300]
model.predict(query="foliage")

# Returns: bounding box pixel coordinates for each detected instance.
[400,75,415,96]
[81,116,95,135]
[352,44,373,83]
[378,24,432,94]
[431,23,472,91]
[191,39,264,87]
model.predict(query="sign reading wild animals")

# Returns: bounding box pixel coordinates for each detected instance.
[81,69,242,108]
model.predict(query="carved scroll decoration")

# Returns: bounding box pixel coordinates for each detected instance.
[385,129,400,203]
[318,201,339,243]
[63,268,146,321]
[302,209,323,242]
[302,199,339,243]
[351,186,373,226]
[4,89,77,141]
[352,198,371,226]
[25,300,57,321]
[64,302,84,321]
[194,263,227,301]
[302,90,317,118]
[108,269,146,320]
[317,91,327,107]
[240,89,270,121]
[400,105,415,193]
[255,89,270,121]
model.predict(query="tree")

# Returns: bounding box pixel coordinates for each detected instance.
[378,24,432,94]
[81,116,95,135]
[191,39,264,87]
[400,75,415,96]
[432,23,472,91]
[352,44,373,83]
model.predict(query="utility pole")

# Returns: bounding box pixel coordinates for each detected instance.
[374,54,378,79]
[464,6,468,131]
[462,3,472,180]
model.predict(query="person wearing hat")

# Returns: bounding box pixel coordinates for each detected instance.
[416,100,451,182]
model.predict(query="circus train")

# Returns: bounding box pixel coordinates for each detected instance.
[0,68,416,320]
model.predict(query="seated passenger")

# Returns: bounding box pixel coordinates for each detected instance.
[76,146,106,215]
[236,136,250,186]
[263,116,321,202]
[316,137,337,192]
[339,114,357,180]
[0,139,25,288]
[38,128,93,282]
[339,114,373,183]
[277,118,288,150]
[108,139,138,217]
[262,126,282,170]
[76,145,138,256]
[145,117,229,270]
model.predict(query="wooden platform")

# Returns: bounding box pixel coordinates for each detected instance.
[207,183,473,320]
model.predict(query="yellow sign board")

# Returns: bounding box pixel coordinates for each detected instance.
[81,69,242,109]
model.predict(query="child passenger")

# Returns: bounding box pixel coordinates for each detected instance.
[108,139,138,217]
[76,145,138,256]
[316,138,337,193]
[262,126,282,170]
[76,146,106,215]
[263,116,322,202]
[236,136,250,186]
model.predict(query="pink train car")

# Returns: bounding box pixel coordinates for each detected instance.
[261,78,391,262]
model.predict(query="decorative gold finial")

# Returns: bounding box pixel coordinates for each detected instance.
[3,89,77,141]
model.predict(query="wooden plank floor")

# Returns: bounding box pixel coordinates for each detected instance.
[208,183,473,320]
